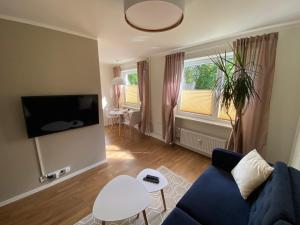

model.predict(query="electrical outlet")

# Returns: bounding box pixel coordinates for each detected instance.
[65,166,71,173]
[58,169,65,177]
[57,166,71,178]
[40,166,71,182]
[39,176,46,183]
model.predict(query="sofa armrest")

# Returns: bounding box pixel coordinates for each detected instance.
[212,148,243,172]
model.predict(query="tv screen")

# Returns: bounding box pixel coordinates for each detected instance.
[21,95,99,138]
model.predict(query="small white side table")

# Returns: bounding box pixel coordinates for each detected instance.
[137,168,169,211]
[93,175,149,225]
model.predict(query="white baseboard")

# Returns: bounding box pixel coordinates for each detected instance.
[0,159,107,208]
[149,132,165,142]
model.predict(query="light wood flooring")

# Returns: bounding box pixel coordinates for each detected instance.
[0,126,211,225]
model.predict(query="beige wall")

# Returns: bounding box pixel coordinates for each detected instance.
[99,63,113,126]
[0,19,106,202]
[149,56,165,138]
[147,24,300,164]
[266,27,300,163]
[289,115,300,170]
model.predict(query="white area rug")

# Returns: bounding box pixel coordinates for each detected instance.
[75,166,191,225]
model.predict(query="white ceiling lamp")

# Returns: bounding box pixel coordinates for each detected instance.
[124,0,185,32]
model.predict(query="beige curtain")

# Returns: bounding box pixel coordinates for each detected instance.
[228,32,278,156]
[162,52,185,144]
[112,66,121,108]
[137,60,152,134]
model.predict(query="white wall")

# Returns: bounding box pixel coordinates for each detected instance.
[144,23,300,164]
[149,56,165,138]
[289,115,300,169]
[148,55,231,141]
[99,63,113,126]
[266,27,300,163]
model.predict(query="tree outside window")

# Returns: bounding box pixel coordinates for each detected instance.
[179,55,236,121]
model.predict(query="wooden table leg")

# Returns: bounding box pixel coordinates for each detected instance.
[102,221,105,225]
[118,115,121,136]
[161,189,167,211]
[142,210,148,225]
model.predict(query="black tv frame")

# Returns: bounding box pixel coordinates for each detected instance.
[21,94,99,138]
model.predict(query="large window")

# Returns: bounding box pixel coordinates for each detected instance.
[122,69,140,105]
[178,54,236,121]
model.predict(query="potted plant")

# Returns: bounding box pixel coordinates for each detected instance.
[210,50,259,150]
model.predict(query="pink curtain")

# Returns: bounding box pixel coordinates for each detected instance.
[162,52,185,144]
[113,66,121,108]
[137,60,152,134]
[228,33,278,156]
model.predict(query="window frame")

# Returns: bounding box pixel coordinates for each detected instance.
[176,53,233,125]
[121,68,140,107]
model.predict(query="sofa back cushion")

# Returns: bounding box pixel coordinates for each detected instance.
[248,162,295,225]
[288,167,300,225]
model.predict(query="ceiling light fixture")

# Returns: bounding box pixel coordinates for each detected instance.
[124,0,185,32]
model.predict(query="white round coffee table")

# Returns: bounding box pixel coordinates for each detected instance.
[93,175,149,225]
[137,168,168,211]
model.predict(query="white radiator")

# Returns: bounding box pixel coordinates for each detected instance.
[179,128,226,157]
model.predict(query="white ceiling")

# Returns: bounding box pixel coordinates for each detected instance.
[0,0,300,64]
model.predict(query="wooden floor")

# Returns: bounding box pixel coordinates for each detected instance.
[0,127,211,225]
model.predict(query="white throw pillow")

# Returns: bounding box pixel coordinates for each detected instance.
[231,149,274,199]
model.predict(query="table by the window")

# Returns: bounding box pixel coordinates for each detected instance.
[109,109,128,136]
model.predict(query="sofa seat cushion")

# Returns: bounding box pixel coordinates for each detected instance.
[177,166,250,225]
[161,208,201,225]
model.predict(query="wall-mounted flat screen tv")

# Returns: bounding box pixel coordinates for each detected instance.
[21,95,99,138]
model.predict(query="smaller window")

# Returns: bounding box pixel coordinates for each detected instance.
[122,69,140,105]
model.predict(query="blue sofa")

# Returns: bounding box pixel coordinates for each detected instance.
[162,148,300,225]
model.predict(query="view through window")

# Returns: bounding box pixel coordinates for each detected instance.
[179,54,236,121]
[122,69,139,105]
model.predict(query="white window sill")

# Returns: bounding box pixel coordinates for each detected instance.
[122,104,140,110]
[175,114,232,129]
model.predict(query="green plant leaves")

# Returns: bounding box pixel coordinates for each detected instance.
[211,49,259,123]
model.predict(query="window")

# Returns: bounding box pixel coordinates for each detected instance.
[178,54,236,122]
[122,69,140,105]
